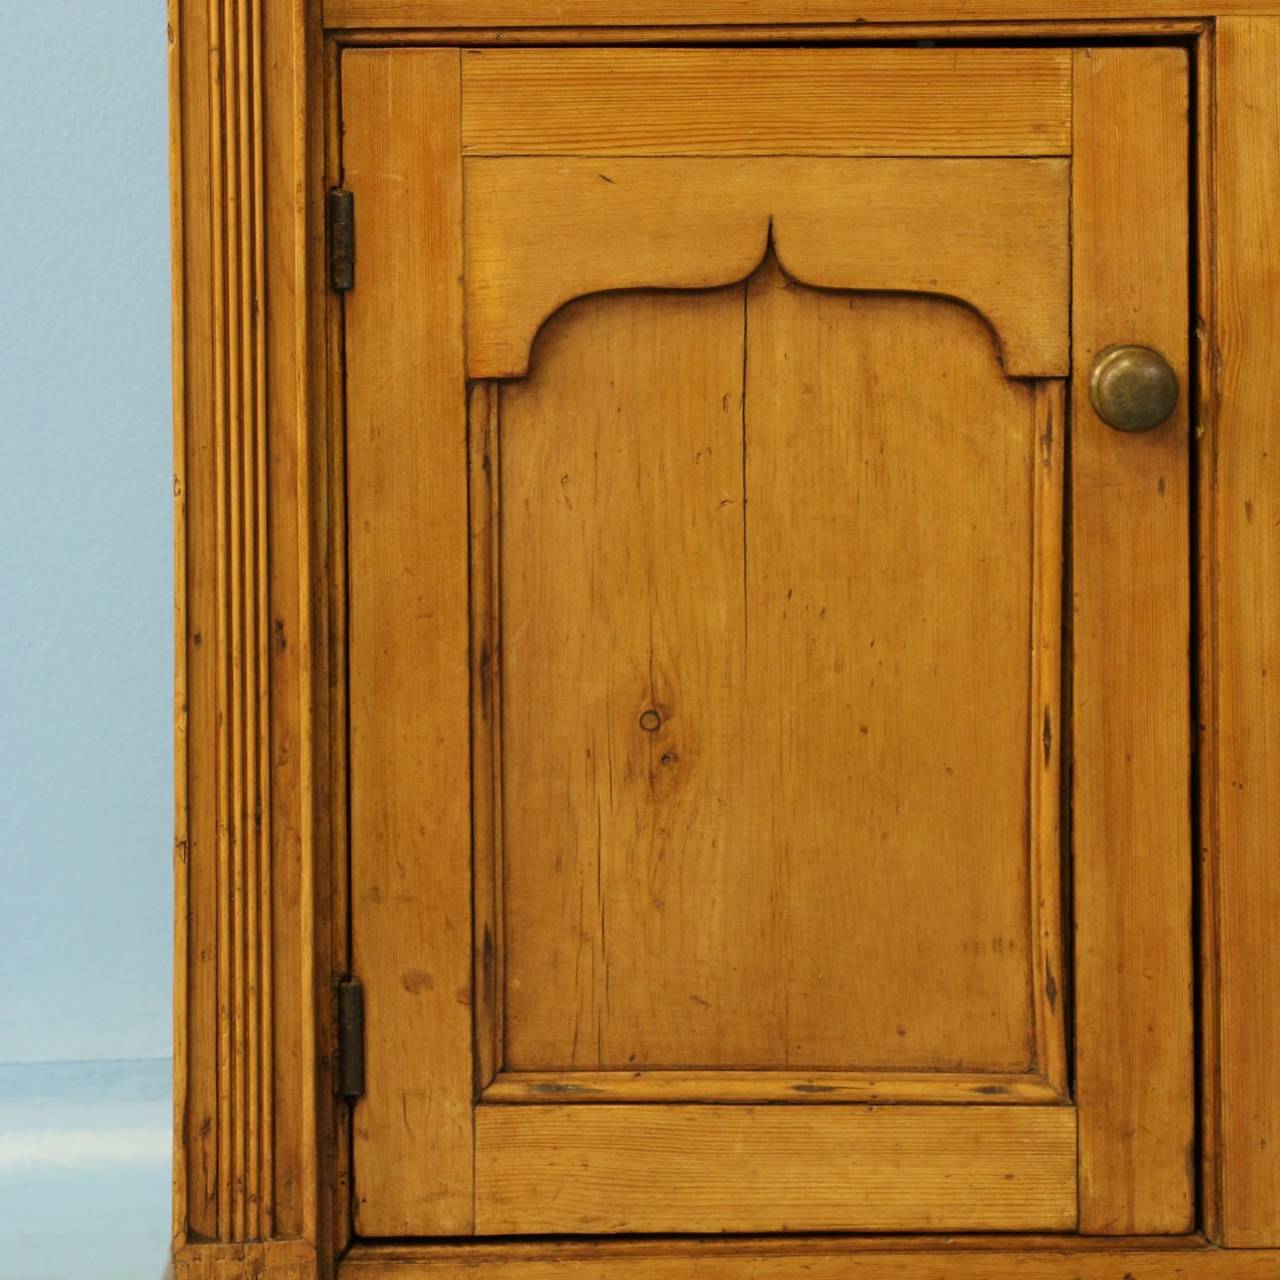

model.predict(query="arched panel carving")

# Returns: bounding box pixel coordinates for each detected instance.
[464,156,1069,380]
[476,255,1068,1097]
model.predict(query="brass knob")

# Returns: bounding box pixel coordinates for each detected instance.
[1088,344,1180,433]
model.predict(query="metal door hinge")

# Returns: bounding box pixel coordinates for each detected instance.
[328,188,355,292]
[337,975,365,1102]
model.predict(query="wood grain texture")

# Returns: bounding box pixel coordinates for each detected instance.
[169,5,1280,1269]
[1070,47,1194,1235]
[343,48,473,1237]
[469,382,503,1093]
[326,0,1280,26]
[340,20,1210,44]
[1030,380,1069,1095]
[461,48,1070,156]
[474,1104,1077,1233]
[484,1069,1062,1104]
[465,156,1070,378]
[497,272,1063,1080]
[172,1240,318,1280]
[1209,15,1280,1248]
[170,0,330,1262]
[342,1240,1280,1280]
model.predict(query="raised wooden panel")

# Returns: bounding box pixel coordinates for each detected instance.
[464,156,1070,379]
[473,1104,1077,1233]
[1070,47,1193,1234]
[492,265,1066,1087]
[460,49,1071,156]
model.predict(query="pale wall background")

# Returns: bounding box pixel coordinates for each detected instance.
[0,3,173,1275]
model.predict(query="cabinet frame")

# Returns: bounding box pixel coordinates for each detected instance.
[169,5,1280,1276]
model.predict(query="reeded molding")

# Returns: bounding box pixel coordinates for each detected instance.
[170,0,329,1271]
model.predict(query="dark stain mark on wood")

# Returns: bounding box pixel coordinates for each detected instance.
[478,640,493,720]
[482,924,496,999]
[1039,393,1054,471]
[401,969,434,994]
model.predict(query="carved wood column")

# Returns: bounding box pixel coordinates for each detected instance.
[170,0,338,1274]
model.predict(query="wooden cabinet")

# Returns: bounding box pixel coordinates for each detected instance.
[170,6,1280,1278]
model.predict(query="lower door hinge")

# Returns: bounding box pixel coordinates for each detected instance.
[337,975,365,1102]
[328,188,355,293]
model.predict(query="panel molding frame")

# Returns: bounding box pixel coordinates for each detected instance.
[467,341,1068,1106]
[171,10,1280,1277]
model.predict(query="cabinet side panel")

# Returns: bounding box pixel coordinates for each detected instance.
[1071,46,1194,1234]
[344,48,474,1235]
[173,0,324,1249]
[1211,15,1280,1248]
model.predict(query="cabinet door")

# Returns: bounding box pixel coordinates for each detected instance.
[342,45,1192,1238]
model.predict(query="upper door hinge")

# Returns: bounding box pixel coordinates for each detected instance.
[328,188,355,293]
[337,975,365,1102]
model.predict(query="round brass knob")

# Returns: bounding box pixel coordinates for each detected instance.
[1088,344,1180,433]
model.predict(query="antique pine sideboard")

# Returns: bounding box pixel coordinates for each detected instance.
[170,3,1280,1277]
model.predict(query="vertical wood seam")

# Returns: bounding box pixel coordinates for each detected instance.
[169,0,191,1251]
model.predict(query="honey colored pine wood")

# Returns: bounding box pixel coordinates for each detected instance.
[342,48,473,1238]
[464,156,1069,379]
[343,39,1194,1242]
[483,1069,1063,1104]
[1069,47,1194,1235]
[469,380,504,1092]
[1208,15,1280,1247]
[495,267,1064,1085]
[171,7,1280,1275]
[169,0,338,1271]
[338,20,1212,44]
[326,0,1280,24]
[473,1105,1077,1233]
[460,48,1071,156]
[341,1240,1280,1280]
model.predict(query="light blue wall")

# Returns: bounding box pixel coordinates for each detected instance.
[0,4,172,1063]
[0,3,172,1275]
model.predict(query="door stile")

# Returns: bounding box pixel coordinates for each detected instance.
[1070,46,1195,1234]
[344,47,476,1236]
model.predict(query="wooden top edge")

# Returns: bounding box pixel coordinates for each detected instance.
[322,2,1261,31]
[333,21,1212,44]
